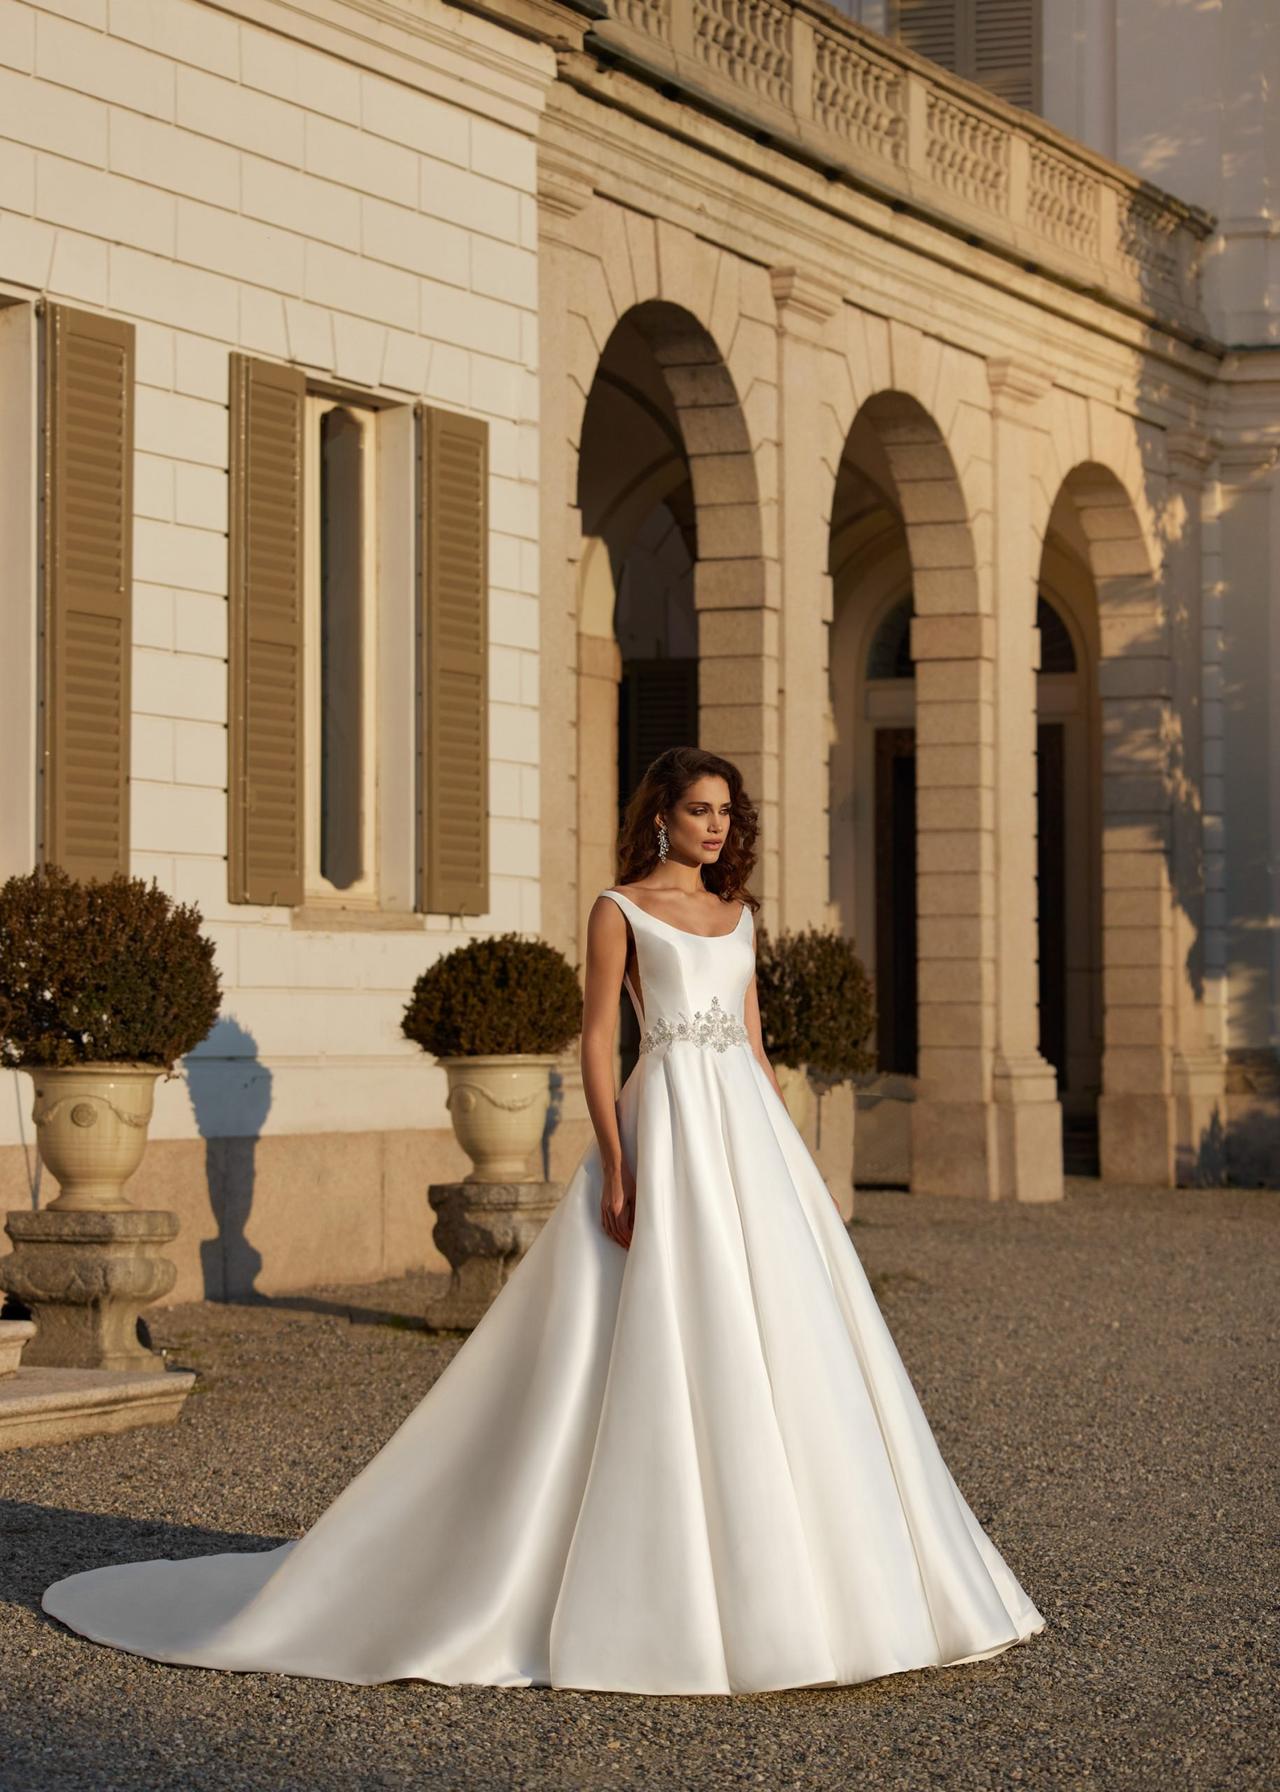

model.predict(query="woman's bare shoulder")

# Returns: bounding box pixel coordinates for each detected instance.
[589,890,631,931]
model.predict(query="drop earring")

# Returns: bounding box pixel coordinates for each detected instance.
[656,819,669,861]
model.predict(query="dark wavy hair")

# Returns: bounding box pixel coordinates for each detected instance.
[615,747,760,912]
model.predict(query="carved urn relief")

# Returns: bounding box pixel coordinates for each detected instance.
[437,1054,558,1184]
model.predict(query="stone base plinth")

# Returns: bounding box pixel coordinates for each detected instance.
[0,1364,196,1451]
[1099,1094,1176,1186]
[0,1209,180,1373]
[912,1088,1064,1202]
[424,1181,561,1330]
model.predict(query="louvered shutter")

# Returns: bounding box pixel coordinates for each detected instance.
[619,658,698,812]
[228,354,305,906]
[894,0,959,72]
[893,1,1038,110]
[418,404,489,916]
[42,304,134,881]
[973,0,1036,108]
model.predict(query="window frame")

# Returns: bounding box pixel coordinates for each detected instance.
[301,389,382,910]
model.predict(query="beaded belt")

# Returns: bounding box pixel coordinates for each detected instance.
[638,994,750,1055]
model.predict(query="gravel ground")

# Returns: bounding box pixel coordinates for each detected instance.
[0,1180,1274,1792]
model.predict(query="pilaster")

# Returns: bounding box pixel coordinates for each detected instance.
[771,264,843,928]
[1166,429,1228,1184]
[988,358,1063,1202]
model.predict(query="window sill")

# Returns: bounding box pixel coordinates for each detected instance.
[290,904,427,932]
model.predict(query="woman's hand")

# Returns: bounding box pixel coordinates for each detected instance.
[600,1156,636,1250]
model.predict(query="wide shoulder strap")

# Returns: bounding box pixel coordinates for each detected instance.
[599,887,636,918]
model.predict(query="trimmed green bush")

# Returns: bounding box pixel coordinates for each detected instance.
[0,865,222,1072]
[402,933,583,1057]
[754,923,876,1081]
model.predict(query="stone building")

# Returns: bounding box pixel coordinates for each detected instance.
[0,0,1275,1301]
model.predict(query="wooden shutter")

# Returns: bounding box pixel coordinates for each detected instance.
[42,303,134,881]
[228,354,305,906]
[894,1,1038,109]
[894,0,959,73]
[418,404,488,916]
[619,657,698,812]
[973,0,1036,108]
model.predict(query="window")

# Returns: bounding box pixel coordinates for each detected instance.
[227,354,491,919]
[303,395,379,904]
[892,0,1039,112]
[1036,594,1077,676]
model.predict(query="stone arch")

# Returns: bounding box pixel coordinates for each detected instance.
[1035,456,1178,1184]
[541,196,776,946]
[1035,559,1104,1155]
[827,378,1006,1197]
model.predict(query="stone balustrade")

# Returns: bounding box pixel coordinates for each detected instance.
[587,0,1212,334]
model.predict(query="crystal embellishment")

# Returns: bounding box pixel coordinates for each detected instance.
[638,994,749,1056]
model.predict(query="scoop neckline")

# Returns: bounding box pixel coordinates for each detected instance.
[604,887,748,942]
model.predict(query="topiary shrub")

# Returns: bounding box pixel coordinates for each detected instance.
[402,933,583,1058]
[0,865,222,1072]
[754,923,876,1083]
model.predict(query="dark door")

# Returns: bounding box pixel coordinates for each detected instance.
[874,727,918,1077]
[873,722,1068,1095]
[618,656,699,812]
[1036,721,1067,1088]
[616,655,699,1070]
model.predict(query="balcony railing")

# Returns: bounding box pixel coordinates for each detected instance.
[585,0,1213,336]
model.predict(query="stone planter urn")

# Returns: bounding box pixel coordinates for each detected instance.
[29,1063,160,1210]
[0,1063,179,1374]
[438,1053,559,1183]
[0,863,222,1379]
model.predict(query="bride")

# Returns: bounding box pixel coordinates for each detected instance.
[42,745,1046,1694]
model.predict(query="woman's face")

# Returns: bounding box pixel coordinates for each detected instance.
[659,776,733,867]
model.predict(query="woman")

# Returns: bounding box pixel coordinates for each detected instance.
[42,746,1045,1693]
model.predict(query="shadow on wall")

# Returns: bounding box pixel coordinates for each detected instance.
[185,1018,272,1302]
[541,1061,571,1182]
[1217,1051,1280,1186]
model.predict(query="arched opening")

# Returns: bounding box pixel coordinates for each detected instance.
[1037,462,1175,1184]
[574,300,765,1070]
[843,571,1095,1176]
[829,393,985,1191]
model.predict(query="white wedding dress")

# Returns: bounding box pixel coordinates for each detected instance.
[42,888,1046,1694]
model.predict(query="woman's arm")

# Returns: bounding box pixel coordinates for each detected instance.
[742,968,785,1100]
[580,895,636,1248]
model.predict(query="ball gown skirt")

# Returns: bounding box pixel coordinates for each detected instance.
[41,888,1046,1694]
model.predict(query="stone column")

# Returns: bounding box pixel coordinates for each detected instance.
[770,264,844,926]
[537,149,596,962]
[988,359,1063,1203]
[1166,431,1228,1182]
[901,394,1002,1199]
[537,152,596,1139]
[1087,480,1178,1185]
[1215,355,1280,1181]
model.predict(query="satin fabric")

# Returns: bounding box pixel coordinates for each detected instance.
[41,889,1046,1693]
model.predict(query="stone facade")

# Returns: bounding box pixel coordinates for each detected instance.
[0,0,1274,1305]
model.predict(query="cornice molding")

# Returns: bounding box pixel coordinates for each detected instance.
[1165,429,1215,477]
